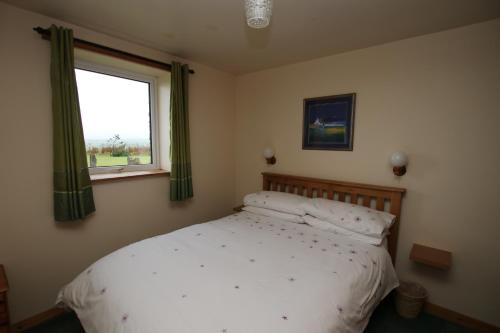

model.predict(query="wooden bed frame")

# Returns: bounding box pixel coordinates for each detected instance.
[262,172,406,264]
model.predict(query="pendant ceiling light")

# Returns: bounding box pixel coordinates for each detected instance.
[245,0,273,29]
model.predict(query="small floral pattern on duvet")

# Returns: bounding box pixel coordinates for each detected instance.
[57,212,398,333]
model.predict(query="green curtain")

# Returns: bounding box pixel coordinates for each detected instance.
[50,25,95,221]
[170,62,193,201]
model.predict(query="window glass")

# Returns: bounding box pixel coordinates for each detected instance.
[75,68,154,170]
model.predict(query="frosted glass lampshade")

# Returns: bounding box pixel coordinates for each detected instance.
[390,152,408,167]
[245,0,273,29]
[263,148,275,159]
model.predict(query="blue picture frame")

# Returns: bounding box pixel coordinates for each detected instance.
[302,93,356,151]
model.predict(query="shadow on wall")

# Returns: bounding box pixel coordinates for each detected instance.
[55,217,89,231]
[408,262,453,286]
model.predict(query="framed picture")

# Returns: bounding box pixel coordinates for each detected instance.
[302,93,356,151]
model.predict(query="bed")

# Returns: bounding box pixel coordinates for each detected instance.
[57,172,406,333]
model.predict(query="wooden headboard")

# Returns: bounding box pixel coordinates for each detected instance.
[262,172,406,264]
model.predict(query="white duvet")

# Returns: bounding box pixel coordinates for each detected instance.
[57,212,398,333]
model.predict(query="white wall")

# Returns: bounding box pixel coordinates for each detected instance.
[0,2,236,322]
[235,19,500,326]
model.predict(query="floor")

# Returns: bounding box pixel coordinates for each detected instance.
[24,297,475,333]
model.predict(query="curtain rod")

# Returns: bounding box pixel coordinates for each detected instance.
[33,27,195,74]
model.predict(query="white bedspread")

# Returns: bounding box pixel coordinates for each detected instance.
[57,212,398,333]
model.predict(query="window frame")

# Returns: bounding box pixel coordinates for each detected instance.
[75,60,160,175]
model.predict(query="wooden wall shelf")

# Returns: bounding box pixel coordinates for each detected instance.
[410,244,452,270]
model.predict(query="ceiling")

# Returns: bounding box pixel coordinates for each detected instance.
[4,0,500,74]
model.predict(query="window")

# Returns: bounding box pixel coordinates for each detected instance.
[75,61,159,174]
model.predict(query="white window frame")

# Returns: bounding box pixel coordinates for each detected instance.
[75,60,160,175]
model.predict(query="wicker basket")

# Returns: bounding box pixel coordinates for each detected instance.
[395,281,427,318]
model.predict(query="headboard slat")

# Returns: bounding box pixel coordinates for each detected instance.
[262,172,405,264]
[376,197,384,210]
[350,193,358,204]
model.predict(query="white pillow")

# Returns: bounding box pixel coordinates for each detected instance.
[242,206,305,224]
[243,191,308,216]
[303,215,387,246]
[301,198,396,237]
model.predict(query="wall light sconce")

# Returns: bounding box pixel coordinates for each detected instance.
[263,147,276,165]
[390,151,408,176]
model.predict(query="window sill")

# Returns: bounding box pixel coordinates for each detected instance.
[90,169,170,184]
